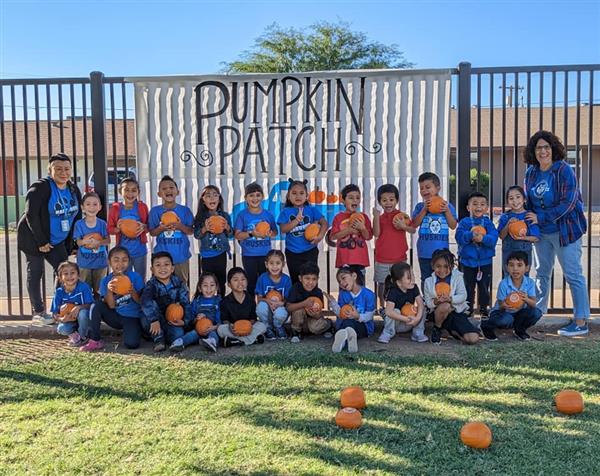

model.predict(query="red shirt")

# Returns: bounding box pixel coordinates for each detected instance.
[375,210,409,264]
[330,211,373,268]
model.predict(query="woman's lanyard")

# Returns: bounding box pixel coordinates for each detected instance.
[51,180,75,232]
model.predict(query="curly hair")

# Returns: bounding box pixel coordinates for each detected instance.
[523,130,566,166]
[431,248,456,270]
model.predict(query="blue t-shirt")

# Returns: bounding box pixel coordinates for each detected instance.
[74,218,109,270]
[188,295,221,325]
[148,204,194,265]
[196,211,232,259]
[411,202,458,259]
[118,202,147,258]
[337,287,377,336]
[528,169,559,234]
[234,208,277,257]
[50,281,94,314]
[255,272,292,299]
[48,180,79,245]
[492,275,536,314]
[497,211,541,253]
[99,271,145,318]
[277,206,324,254]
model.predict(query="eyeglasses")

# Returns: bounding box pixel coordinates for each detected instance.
[535,145,551,152]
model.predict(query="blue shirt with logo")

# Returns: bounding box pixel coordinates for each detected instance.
[492,275,536,314]
[48,179,79,245]
[99,271,145,318]
[118,202,148,258]
[195,211,233,259]
[149,204,194,265]
[529,170,559,234]
[277,206,324,254]
[74,218,108,270]
[255,272,292,298]
[234,208,277,257]
[411,202,458,259]
[337,287,377,336]
[50,281,94,314]
[497,210,541,254]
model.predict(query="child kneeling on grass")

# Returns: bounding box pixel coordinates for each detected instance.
[217,267,267,346]
[141,251,190,352]
[377,262,428,344]
[423,249,479,345]
[481,251,542,341]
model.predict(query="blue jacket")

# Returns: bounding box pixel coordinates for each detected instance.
[456,216,498,267]
[141,275,189,324]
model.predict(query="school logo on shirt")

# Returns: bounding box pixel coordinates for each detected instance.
[533,180,550,198]
[289,213,310,237]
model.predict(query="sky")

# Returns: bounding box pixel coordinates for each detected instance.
[1,0,599,79]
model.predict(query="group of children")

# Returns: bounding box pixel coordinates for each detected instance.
[50,171,545,353]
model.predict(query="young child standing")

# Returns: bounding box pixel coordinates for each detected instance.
[81,246,145,351]
[330,184,373,280]
[456,192,498,317]
[217,267,267,346]
[327,267,376,353]
[286,262,333,343]
[141,251,190,352]
[74,192,110,294]
[372,183,415,309]
[108,177,149,281]
[377,262,428,344]
[148,175,194,284]
[411,172,458,288]
[234,182,278,295]
[170,272,221,353]
[277,179,328,284]
[497,186,540,277]
[51,261,94,347]
[423,249,479,345]
[255,250,292,340]
[481,251,542,341]
[193,185,233,297]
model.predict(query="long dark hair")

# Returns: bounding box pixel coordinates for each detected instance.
[384,262,412,299]
[194,185,224,227]
[194,272,220,299]
[284,179,309,207]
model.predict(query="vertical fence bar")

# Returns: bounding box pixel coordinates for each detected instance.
[476,74,481,191]
[539,72,544,129]
[109,83,118,204]
[70,84,78,183]
[550,72,556,310]
[58,85,65,151]
[501,73,506,211]
[23,87,31,189]
[562,72,569,309]
[526,73,531,137]
[90,72,108,220]
[489,74,494,218]
[457,62,472,218]
[122,83,129,172]
[586,71,594,302]
[11,86,24,315]
[0,86,13,316]
[513,73,519,185]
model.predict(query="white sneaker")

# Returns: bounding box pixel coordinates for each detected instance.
[290,335,301,344]
[332,329,348,353]
[411,333,429,343]
[346,328,358,353]
[32,313,55,326]
[377,332,393,344]
[201,337,217,352]
[169,338,184,352]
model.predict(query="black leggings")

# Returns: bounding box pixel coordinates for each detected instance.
[337,318,369,338]
[462,264,493,313]
[242,255,267,296]
[25,244,68,314]
[200,253,227,297]
[90,300,143,349]
[285,247,319,284]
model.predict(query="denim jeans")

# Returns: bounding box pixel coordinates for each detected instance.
[179,329,219,347]
[418,258,433,290]
[482,306,542,332]
[256,301,289,331]
[57,308,90,338]
[533,233,589,319]
[127,254,147,282]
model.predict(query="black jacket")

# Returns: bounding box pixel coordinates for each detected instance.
[17,178,82,256]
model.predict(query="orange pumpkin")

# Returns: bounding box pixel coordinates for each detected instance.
[428,196,446,214]
[340,386,366,409]
[308,189,326,204]
[460,422,492,449]
[554,390,584,415]
[166,303,185,323]
[305,296,323,315]
[504,292,524,310]
[194,317,213,335]
[59,303,77,317]
[109,275,132,295]
[392,212,411,227]
[349,212,365,225]
[401,302,418,317]
[233,319,253,337]
[304,223,320,241]
[119,218,140,239]
[339,304,355,320]
[253,221,271,238]
[326,193,338,204]
[83,232,103,249]
[266,289,284,303]
[508,220,528,240]
[335,407,362,430]
[471,225,487,236]
[161,211,180,226]
[207,215,227,234]
[435,282,451,297]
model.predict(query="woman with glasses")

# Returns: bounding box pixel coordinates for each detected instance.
[523,130,589,336]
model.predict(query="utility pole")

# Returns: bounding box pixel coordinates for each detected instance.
[500,85,525,107]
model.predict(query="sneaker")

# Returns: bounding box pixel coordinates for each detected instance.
[480,308,489,319]
[430,326,442,345]
[256,334,265,344]
[32,313,55,326]
[513,329,531,341]
[411,333,429,343]
[169,338,185,352]
[201,337,217,352]
[346,328,358,353]
[323,331,333,339]
[265,328,276,340]
[557,321,589,337]
[377,332,393,344]
[275,326,287,339]
[223,336,243,348]
[290,335,301,344]
[79,339,104,352]
[332,329,348,353]
[68,331,82,347]
[153,341,166,353]
[481,326,498,341]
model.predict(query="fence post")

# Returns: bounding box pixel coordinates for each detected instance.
[90,71,107,219]
[456,61,472,219]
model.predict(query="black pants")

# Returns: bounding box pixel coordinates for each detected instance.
[90,300,143,349]
[462,264,493,313]
[337,318,368,338]
[25,244,68,314]
[285,247,319,284]
[242,255,267,296]
[200,253,227,297]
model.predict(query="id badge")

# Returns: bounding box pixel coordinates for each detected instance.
[61,220,70,232]
[476,270,483,282]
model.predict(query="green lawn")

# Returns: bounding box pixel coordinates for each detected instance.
[0,338,598,475]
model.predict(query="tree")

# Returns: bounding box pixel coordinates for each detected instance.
[224,21,413,73]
